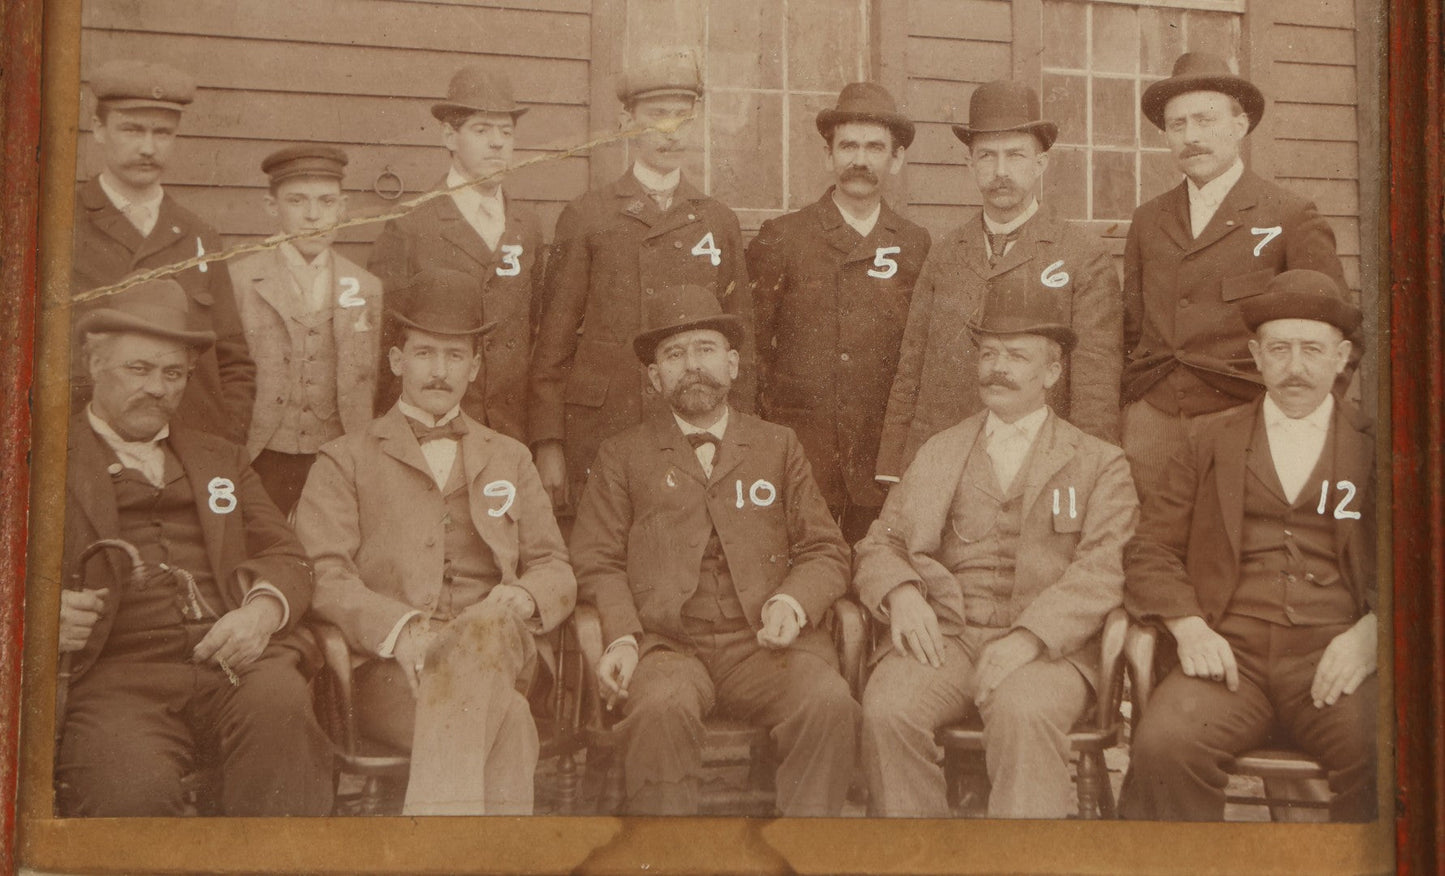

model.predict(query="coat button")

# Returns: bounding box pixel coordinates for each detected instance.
[839,352,850,362]
[645,287,655,296]
[688,214,696,221]
[674,240,683,249]
[1178,299,1191,308]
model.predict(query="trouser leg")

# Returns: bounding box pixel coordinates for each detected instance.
[617,648,715,815]
[1121,401,1190,500]
[977,657,1090,819]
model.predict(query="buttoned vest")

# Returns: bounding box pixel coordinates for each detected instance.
[432,455,503,623]
[681,528,747,634]
[268,305,343,454]
[938,431,1033,628]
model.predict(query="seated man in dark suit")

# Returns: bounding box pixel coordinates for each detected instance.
[56,278,331,817]
[1122,269,1377,822]
[570,284,858,816]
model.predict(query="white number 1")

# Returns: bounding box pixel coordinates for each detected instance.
[691,232,723,266]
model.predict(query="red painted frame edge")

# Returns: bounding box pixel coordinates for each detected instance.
[0,0,1439,873]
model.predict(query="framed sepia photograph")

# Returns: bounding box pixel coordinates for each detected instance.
[0,0,1439,872]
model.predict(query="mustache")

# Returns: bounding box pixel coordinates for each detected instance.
[984,180,1018,195]
[422,379,454,392]
[841,166,879,184]
[1180,147,1212,159]
[1278,377,1315,389]
[678,372,724,391]
[980,373,1020,390]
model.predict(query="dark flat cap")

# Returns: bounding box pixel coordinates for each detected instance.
[1240,269,1362,335]
[90,59,195,112]
[261,145,349,185]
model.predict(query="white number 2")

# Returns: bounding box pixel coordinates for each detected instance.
[496,244,523,277]
[483,479,517,517]
[337,277,364,308]
[1251,226,1283,257]
[1040,260,1070,288]
[868,246,901,279]
[207,477,237,514]
[691,232,723,266]
[1316,479,1362,520]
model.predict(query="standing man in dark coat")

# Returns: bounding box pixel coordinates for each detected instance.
[368,66,544,444]
[747,82,931,542]
[1121,271,1376,822]
[877,81,1121,483]
[1121,53,1349,495]
[529,47,754,513]
[570,285,857,816]
[71,59,255,445]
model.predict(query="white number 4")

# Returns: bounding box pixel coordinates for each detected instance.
[496,244,523,277]
[1316,479,1362,520]
[691,232,723,266]
[1251,226,1282,257]
[868,246,901,279]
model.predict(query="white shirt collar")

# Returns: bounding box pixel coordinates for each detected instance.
[279,241,332,272]
[1186,158,1245,207]
[98,172,164,214]
[985,405,1049,442]
[87,404,169,447]
[397,399,463,429]
[982,197,1039,235]
[446,167,504,209]
[633,161,681,194]
[673,407,729,440]
[831,191,881,238]
[1262,392,1334,432]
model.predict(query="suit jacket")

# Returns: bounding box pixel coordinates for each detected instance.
[296,406,575,657]
[1124,398,1376,628]
[63,413,314,681]
[570,411,849,663]
[228,248,383,459]
[747,189,932,509]
[1121,169,1349,415]
[529,170,755,493]
[71,179,256,444]
[367,186,546,443]
[876,206,1122,480]
[854,409,1137,686]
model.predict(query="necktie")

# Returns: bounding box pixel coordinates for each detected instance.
[408,417,468,444]
[986,228,1019,264]
[125,202,157,237]
[686,432,719,476]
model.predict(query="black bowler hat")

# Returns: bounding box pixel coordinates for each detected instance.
[387,269,496,337]
[74,277,215,350]
[633,285,746,364]
[1240,269,1362,336]
[967,271,1077,352]
[431,66,528,122]
[816,82,916,150]
[1141,52,1265,132]
[951,80,1058,151]
[261,145,348,185]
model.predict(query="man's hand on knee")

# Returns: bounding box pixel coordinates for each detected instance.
[974,629,1044,707]
[59,588,108,653]
[1312,613,1377,708]
[192,597,284,672]
[756,598,801,650]
[484,583,537,622]
[1165,615,1239,691]
[886,583,944,668]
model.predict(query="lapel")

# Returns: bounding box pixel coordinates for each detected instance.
[614,171,660,230]
[1330,401,1374,557]
[1214,402,1258,559]
[376,406,439,485]
[987,207,1056,279]
[247,249,303,322]
[954,212,993,283]
[652,415,710,487]
[963,427,1003,502]
[66,415,124,584]
[330,251,377,344]
[643,176,707,241]
[815,191,866,260]
[167,426,228,588]
[457,416,506,525]
[710,411,752,486]
[80,178,146,256]
[1156,180,1194,252]
[1245,414,1290,504]
[1018,411,1079,518]
[434,185,498,269]
[1186,170,1259,256]
[133,194,190,265]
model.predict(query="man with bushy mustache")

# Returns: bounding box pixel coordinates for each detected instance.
[876,80,1121,488]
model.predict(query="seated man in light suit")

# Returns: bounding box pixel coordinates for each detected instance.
[295,269,575,815]
[570,284,858,816]
[855,274,1138,818]
[1121,269,1377,822]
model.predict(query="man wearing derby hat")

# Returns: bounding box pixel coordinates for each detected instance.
[747,82,931,543]
[1121,52,1350,497]
[57,278,331,817]
[296,268,575,815]
[531,46,754,515]
[570,284,857,816]
[877,80,1121,488]
[856,274,1137,818]
[369,65,544,446]
[229,145,382,515]
[72,59,256,445]
[1121,269,1376,822]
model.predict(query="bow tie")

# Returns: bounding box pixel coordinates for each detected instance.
[686,432,720,450]
[408,416,468,444]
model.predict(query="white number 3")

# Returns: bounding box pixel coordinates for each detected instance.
[484,479,517,517]
[691,232,723,266]
[1040,260,1070,288]
[868,246,901,279]
[207,477,237,514]
[496,244,523,277]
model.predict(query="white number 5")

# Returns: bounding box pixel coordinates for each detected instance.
[484,479,517,517]
[691,232,723,266]
[868,246,901,279]
[496,244,523,277]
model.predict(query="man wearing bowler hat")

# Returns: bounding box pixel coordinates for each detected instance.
[570,285,856,816]
[72,59,256,445]
[1121,270,1376,822]
[296,269,575,815]
[877,80,1121,486]
[856,275,1137,818]
[229,145,383,514]
[57,278,331,817]
[369,66,544,445]
[747,82,931,543]
[530,47,754,514]
[1120,53,1350,496]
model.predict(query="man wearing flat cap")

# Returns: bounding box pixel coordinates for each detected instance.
[1121,53,1350,496]
[296,269,575,815]
[746,82,931,543]
[228,145,382,514]
[531,47,754,515]
[369,66,545,445]
[877,80,1122,487]
[570,285,856,816]
[1121,269,1376,822]
[856,275,1137,818]
[57,278,331,817]
[72,59,256,446]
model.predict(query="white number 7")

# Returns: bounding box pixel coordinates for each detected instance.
[1251,226,1282,257]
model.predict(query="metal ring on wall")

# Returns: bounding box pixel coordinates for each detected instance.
[374,166,404,200]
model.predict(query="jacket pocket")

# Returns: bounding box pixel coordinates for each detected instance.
[1220,267,1274,302]
[1049,486,1085,533]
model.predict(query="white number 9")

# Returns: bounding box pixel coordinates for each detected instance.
[483,479,517,517]
[207,477,237,514]
[1040,260,1069,288]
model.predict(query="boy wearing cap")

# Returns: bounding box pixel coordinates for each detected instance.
[530,47,754,514]
[746,82,931,543]
[570,284,856,816]
[1121,53,1350,496]
[855,276,1137,818]
[72,59,256,446]
[57,278,331,817]
[295,269,575,815]
[228,145,382,515]
[876,80,1122,486]
[1121,270,1376,822]
[368,66,544,446]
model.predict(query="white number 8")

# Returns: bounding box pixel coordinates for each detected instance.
[207,477,237,514]
[484,479,517,517]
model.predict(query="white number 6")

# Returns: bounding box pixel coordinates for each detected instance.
[496,244,523,277]
[1040,260,1069,288]
[483,479,517,517]
[868,246,901,279]
[337,277,364,308]
[207,477,237,514]
[691,232,723,266]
